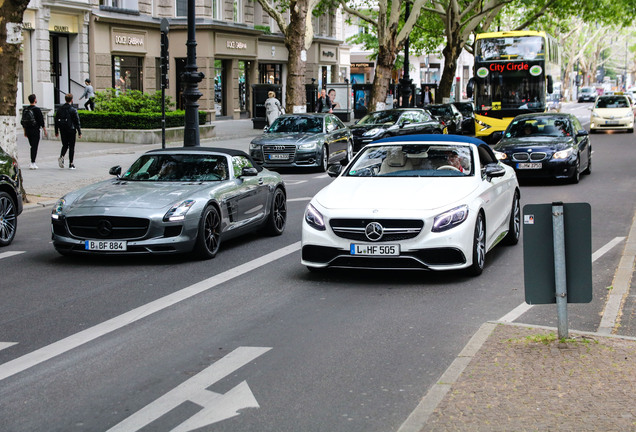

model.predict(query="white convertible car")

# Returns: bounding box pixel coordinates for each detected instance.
[301,135,520,275]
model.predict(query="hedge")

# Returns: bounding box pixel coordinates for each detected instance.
[76,110,207,130]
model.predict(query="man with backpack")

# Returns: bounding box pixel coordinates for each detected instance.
[54,93,82,170]
[21,94,47,169]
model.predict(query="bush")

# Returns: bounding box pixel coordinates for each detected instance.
[94,89,174,113]
[78,110,207,129]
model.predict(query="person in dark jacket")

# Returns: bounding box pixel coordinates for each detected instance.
[23,94,48,169]
[316,89,332,113]
[54,93,82,170]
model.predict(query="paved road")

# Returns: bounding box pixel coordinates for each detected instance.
[1,106,634,431]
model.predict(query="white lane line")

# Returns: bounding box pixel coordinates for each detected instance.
[498,236,627,323]
[287,197,312,202]
[0,242,301,383]
[0,342,18,352]
[313,174,329,179]
[0,251,25,260]
[282,180,308,185]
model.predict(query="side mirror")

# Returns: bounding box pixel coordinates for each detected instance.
[400,120,411,128]
[327,164,343,177]
[263,125,269,133]
[483,163,506,179]
[466,78,474,99]
[491,131,503,143]
[547,75,554,94]
[109,165,122,176]
[241,167,258,177]
[576,130,589,137]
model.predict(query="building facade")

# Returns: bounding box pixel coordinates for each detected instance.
[18,0,350,120]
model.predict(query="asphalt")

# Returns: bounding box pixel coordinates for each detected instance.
[14,119,636,432]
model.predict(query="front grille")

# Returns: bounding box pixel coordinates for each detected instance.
[263,144,296,162]
[66,216,149,240]
[329,219,423,242]
[512,152,547,162]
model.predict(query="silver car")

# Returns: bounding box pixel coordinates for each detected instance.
[51,147,287,258]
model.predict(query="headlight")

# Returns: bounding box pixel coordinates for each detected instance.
[432,205,469,232]
[475,119,491,130]
[494,150,507,160]
[249,143,260,150]
[304,203,325,231]
[164,200,195,222]
[299,141,319,150]
[552,148,573,160]
[363,128,383,137]
[51,198,66,220]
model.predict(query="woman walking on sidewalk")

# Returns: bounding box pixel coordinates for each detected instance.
[54,93,82,169]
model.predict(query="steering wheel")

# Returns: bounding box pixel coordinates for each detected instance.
[437,165,461,172]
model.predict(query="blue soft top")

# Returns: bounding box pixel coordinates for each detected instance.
[374,134,487,147]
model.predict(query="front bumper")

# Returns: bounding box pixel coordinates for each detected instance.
[250,147,322,168]
[502,158,577,179]
[590,117,634,131]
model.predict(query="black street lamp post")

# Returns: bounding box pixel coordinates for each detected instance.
[399,0,412,108]
[182,0,205,147]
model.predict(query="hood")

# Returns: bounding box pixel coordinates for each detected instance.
[592,107,633,118]
[314,177,478,212]
[67,180,209,210]
[495,136,574,151]
[251,132,322,145]
[350,123,393,134]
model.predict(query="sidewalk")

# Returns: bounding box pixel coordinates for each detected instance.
[16,118,636,431]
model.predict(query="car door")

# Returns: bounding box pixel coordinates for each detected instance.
[231,155,269,227]
[326,115,349,162]
[397,111,420,136]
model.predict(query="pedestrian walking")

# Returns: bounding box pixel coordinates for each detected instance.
[54,93,82,170]
[79,78,95,111]
[264,91,284,126]
[21,94,48,169]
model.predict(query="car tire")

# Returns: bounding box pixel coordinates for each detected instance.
[582,150,592,175]
[466,212,486,276]
[344,140,354,164]
[503,192,520,246]
[263,187,287,236]
[193,204,221,259]
[0,191,18,247]
[569,157,580,184]
[319,145,329,172]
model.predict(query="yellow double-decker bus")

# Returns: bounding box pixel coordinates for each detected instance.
[467,31,560,142]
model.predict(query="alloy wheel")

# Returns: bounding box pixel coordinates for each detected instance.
[0,193,17,246]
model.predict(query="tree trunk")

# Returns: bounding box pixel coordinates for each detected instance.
[437,42,459,103]
[284,0,309,113]
[370,45,397,111]
[0,0,30,159]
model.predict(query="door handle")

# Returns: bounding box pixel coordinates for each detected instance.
[258,178,264,185]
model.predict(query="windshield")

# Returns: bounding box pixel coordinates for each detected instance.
[122,153,229,182]
[453,103,473,116]
[474,72,545,111]
[504,116,573,138]
[476,36,545,62]
[268,116,323,133]
[345,144,473,177]
[357,111,402,125]
[595,96,630,108]
[426,106,450,116]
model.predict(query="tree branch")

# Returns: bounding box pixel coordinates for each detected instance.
[256,0,288,37]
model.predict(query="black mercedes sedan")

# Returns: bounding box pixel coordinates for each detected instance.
[492,113,591,184]
[426,104,464,134]
[349,108,445,153]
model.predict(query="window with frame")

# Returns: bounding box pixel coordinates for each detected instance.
[233,0,242,22]
[176,0,187,17]
[212,0,222,19]
[100,0,138,11]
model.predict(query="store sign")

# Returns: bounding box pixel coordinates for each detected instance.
[319,45,337,63]
[227,40,248,49]
[216,33,257,57]
[111,29,147,53]
[352,62,373,68]
[22,10,35,31]
[49,13,78,34]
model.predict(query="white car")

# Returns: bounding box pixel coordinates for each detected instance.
[590,94,634,133]
[301,135,520,275]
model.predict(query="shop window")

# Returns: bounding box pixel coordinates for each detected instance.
[112,56,143,93]
[100,0,138,12]
[259,64,281,84]
[175,0,186,17]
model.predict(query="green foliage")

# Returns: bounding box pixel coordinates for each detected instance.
[255,25,271,34]
[78,110,206,130]
[94,89,175,113]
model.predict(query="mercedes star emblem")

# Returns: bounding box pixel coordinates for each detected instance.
[365,222,384,241]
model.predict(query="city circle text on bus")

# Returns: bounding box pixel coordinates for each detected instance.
[490,62,529,73]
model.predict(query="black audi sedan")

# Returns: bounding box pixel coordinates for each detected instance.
[492,113,591,184]
[349,108,445,153]
[425,104,464,134]
[0,146,22,246]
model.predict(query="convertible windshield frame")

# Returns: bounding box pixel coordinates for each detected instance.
[121,153,231,182]
[345,144,475,178]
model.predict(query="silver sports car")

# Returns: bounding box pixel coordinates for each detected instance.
[51,147,287,258]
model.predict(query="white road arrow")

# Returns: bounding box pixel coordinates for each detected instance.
[107,346,271,432]
[0,342,18,352]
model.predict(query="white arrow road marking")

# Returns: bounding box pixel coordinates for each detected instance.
[287,197,312,202]
[0,242,300,382]
[0,342,18,352]
[107,346,271,432]
[0,251,25,260]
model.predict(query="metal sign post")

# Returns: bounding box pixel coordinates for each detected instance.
[551,203,568,339]
[160,18,169,149]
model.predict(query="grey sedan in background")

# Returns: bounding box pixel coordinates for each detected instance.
[249,113,353,171]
